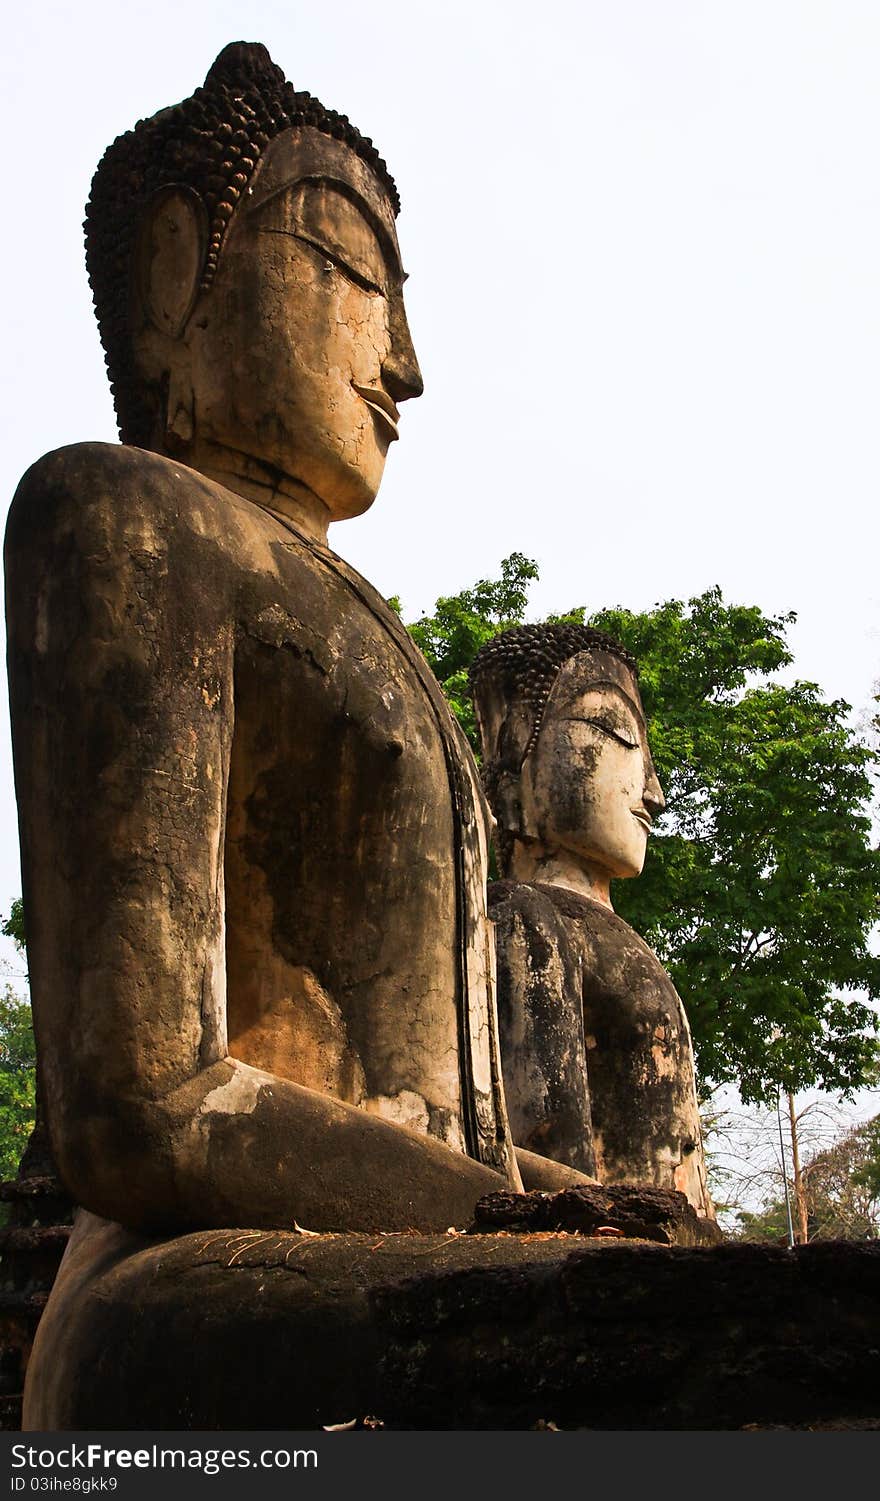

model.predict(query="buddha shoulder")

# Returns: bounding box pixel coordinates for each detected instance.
[490,879,671,980]
[8,443,238,554]
[6,443,309,617]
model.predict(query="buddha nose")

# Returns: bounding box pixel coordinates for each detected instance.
[382,291,424,403]
[643,757,666,820]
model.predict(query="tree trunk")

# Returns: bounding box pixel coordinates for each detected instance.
[788,1091,809,1244]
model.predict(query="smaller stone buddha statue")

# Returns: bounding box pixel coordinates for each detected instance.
[471,625,714,1218]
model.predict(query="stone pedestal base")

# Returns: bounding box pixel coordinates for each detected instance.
[24,1210,880,1431]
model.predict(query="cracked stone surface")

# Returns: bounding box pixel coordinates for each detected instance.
[23,1210,880,1431]
[7,62,525,1366]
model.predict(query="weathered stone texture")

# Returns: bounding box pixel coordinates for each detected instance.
[491,881,712,1211]
[472,1184,721,1246]
[23,1212,880,1431]
[7,441,517,1238]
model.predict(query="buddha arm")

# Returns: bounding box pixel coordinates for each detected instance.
[489,882,597,1179]
[6,445,504,1234]
[515,1147,597,1192]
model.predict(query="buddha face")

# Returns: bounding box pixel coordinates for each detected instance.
[178,129,423,520]
[521,651,665,881]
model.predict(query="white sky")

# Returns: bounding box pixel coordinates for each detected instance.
[2,2,878,1131]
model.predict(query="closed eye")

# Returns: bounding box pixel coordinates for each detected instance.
[257,227,386,296]
[568,716,639,749]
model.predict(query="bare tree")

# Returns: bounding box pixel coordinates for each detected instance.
[702,1089,880,1241]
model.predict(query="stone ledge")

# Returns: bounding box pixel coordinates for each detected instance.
[0,1226,71,1253]
[471,1184,722,1245]
[0,1178,66,1202]
[0,1395,22,1431]
[23,1219,880,1431]
[0,1291,49,1314]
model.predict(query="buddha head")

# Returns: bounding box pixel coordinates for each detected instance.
[85,42,423,528]
[470,625,665,900]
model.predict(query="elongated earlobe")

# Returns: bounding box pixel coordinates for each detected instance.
[137,186,208,339]
[487,767,525,841]
[165,364,194,450]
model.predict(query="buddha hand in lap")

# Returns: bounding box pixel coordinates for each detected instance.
[6,42,525,1250]
[471,625,715,1218]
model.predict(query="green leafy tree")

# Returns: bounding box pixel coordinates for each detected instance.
[403,552,539,746]
[735,1199,793,1244]
[852,1113,880,1205]
[0,987,35,1181]
[0,900,35,1181]
[2,898,25,952]
[403,564,880,1105]
[591,594,880,1104]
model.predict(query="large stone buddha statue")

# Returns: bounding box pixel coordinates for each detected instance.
[471,625,714,1218]
[6,41,526,1245]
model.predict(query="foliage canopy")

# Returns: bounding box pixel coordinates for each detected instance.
[402,552,539,745]
[0,900,34,1181]
[0,986,35,1182]
[1,898,25,952]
